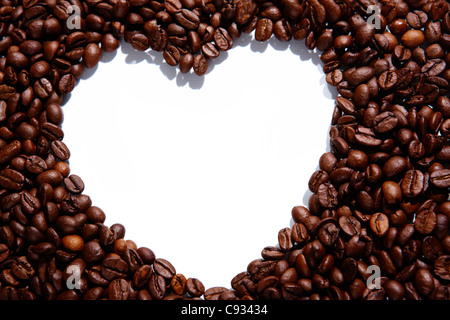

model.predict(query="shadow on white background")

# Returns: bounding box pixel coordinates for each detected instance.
[62,36,336,290]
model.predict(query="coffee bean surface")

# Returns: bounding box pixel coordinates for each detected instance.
[0,0,449,301]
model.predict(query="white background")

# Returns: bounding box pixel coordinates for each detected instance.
[62,33,336,291]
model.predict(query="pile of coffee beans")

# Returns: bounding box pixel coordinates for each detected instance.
[0,0,449,300]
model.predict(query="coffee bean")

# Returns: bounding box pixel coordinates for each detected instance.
[339,216,361,237]
[101,253,128,280]
[154,258,176,279]
[163,45,181,66]
[108,278,129,300]
[30,61,50,78]
[83,43,101,69]
[278,227,293,251]
[193,54,208,76]
[50,140,70,161]
[10,256,34,281]
[345,66,374,87]
[202,42,220,59]
[378,70,398,90]
[317,221,339,246]
[415,211,437,235]
[308,170,329,193]
[81,240,105,264]
[21,191,40,215]
[186,278,205,297]
[58,74,76,95]
[401,170,426,198]
[415,268,435,297]
[136,247,155,265]
[0,140,22,164]
[175,9,200,30]
[214,27,233,51]
[33,78,52,99]
[374,112,398,133]
[255,18,273,42]
[434,255,450,281]
[130,33,150,52]
[62,235,84,252]
[370,213,389,237]
[0,168,25,191]
[273,19,292,42]
[179,53,194,74]
[382,181,402,206]
[0,0,448,302]
[149,274,166,300]
[132,264,153,289]
[146,25,168,52]
[168,274,186,296]
[317,183,338,208]
[430,169,450,188]
[40,122,64,141]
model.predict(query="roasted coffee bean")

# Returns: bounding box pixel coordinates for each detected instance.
[146,25,168,52]
[318,221,339,246]
[154,258,176,279]
[0,244,9,263]
[21,191,40,215]
[308,170,329,193]
[434,255,450,281]
[382,181,402,206]
[255,18,273,42]
[317,183,338,208]
[415,211,437,235]
[63,175,84,195]
[0,168,25,191]
[370,213,389,237]
[378,70,398,91]
[41,122,64,141]
[214,28,233,51]
[345,67,375,87]
[108,278,129,300]
[175,9,200,30]
[149,274,166,300]
[374,112,398,133]
[278,227,293,251]
[130,33,150,52]
[33,78,52,99]
[11,256,35,280]
[0,140,21,164]
[261,246,285,260]
[415,268,435,297]
[58,74,76,95]
[202,43,220,59]
[101,253,128,280]
[339,216,361,237]
[0,0,448,302]
[170,273,187,295]
[163,45,181,66]
[50,140,70,161]
[81,240,105,264]
[82,43,101,69]
[132,264,153,289]
[62,235,84,252]
[193,54,208,76]
[273,19,292,42]
[430,169,450,188]
[186,277,205,297]
[136,247,155,265]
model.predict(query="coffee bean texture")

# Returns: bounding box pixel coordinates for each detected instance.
[0,0,449,301]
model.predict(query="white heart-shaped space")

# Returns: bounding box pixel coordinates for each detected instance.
[62,34,335,290]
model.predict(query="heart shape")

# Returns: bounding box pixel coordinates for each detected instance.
[0,0,449,302]
[62,38,335,290]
